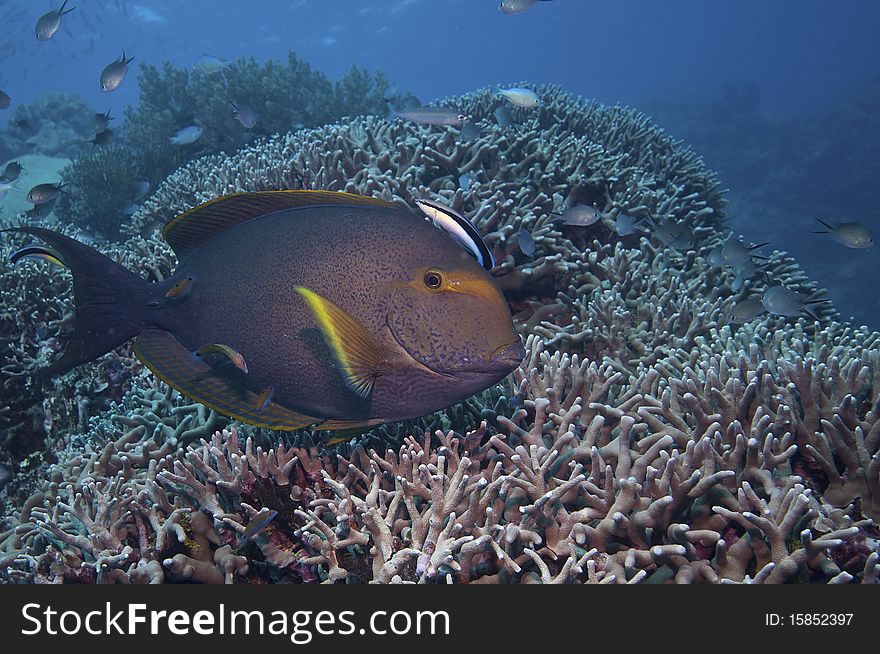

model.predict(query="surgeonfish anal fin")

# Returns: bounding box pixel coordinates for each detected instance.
[134,327,320,430]
[163,191,399,257]
[295,286,390,399]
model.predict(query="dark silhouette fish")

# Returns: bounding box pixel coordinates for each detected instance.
[5,191,524,431]
[101,51,135,92]
[0,89,10,110]
[35,0,75,41]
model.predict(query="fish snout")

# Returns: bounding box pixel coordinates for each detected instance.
[488,340,526,372]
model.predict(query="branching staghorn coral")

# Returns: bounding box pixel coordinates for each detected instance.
[2,84,878,584]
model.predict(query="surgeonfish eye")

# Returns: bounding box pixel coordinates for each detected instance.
[423,270,444,290]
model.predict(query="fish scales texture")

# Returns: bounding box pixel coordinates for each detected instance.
[130,199,518,424]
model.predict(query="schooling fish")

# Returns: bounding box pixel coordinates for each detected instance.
[720,238,767,266]
[494,105,514,128]
[169,125,203,145]
[89,128,113,146]
[392,106,467,127]
[498,87,540,108]
[230,101,257,129]
[193,54,231,75]
[25,197,57,220]
[554,204,602,227]
[5,191,523,431]
[730,298,766,324]
[94,110,113,132]
[460,121,481,141]
[101,52,134,92]
[762,285,826,320]
[27,182,66,205]
[0,90,10,110]
[35,1,75,41]
[813,219,873,249]
[242,509,278,540]
[500,0,554,14]
[1,161,22,183]
[517,226,535,256]
[414,198,495,270]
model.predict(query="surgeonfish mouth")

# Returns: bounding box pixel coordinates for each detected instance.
[414,199,495,270]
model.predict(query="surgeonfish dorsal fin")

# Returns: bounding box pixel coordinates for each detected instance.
[163,190,399,257]
[295,286,390,399]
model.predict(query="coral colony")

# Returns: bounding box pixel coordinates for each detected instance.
[0,72,878,584]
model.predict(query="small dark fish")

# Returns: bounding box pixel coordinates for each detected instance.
[415,199,495,270]
[94,110,113,132]
[89,128,113,146]
[554,204,602,227]
[731,298,766,324]
[0,89,10,110]
[28,182,66,205]
[25,197,58,220]
[230,101,257,129]
[500,0,554,14]
[101,51,134,92]
[255,386,275,412]
[494,105,513,128]
[165,275,195,300]
[460,121,481,141]
[242,509,278,540]
[35,0,75,41]
[721,238,767,266]
[615,213,650,236]
[762,285,826,320]
[2,161,23,183]
[393,107,467,127]
[9,244,66,267]
[517,226,535,256]
[12,118,31,130]
[194,343,248,373]
[813,219,873,249]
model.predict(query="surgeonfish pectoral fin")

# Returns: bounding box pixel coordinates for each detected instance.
[295,286,389,399]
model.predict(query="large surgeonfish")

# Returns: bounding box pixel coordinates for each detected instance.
[3,191,524,431]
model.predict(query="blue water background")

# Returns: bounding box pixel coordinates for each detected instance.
[1,0,879,325]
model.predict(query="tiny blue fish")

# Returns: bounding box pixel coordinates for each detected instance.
[459,174,471,191]
[517,226,535,256]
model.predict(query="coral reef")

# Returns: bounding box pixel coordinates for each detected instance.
[1,83,878,584]
[123,53,390,192]
[54,146,148,238]
[0,92,92,161]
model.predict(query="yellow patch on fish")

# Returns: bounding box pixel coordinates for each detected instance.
[295,286,390,398]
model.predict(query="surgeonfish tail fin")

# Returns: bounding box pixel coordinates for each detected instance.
[61,0,76,15]
[2,227,164,377]
[747,242,768,251]
[814,218,833,232]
